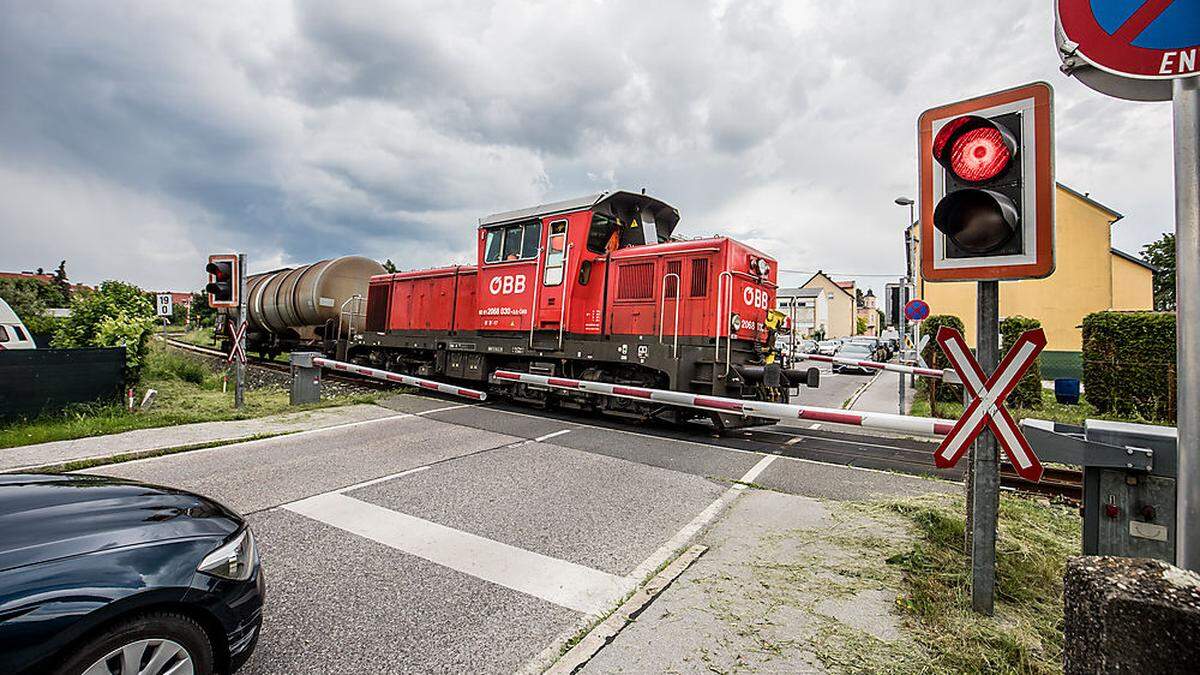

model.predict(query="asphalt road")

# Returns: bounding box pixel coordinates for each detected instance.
[89,390,951,673]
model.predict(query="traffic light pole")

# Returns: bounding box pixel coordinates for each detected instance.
[1174,76,1199,573]
[971,280,1000,614]
[235,253,247,409]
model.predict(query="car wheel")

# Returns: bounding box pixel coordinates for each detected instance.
[60,612,216,675]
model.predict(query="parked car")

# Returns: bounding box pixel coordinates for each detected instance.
[797,339,819,354]
[832,343,877,374]
[848,337,888,361]
[0,474,265,675]
[816,339,842,356]
[0,297,36,350]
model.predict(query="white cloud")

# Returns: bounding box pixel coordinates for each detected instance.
[0,0,1175,298]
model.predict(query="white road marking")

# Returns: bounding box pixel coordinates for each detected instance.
[67,403,481,472]
[335,465,431,493]
[738,454,777,485]
[535,429,573,442]
[284,492,628,615]
[786,437,803,445]
[808,423,822,430]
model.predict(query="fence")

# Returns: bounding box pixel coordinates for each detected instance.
[0,347,126,421]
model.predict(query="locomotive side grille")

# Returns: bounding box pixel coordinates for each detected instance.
[690,258,709,297]
[616,262,655,301]
[365,284,389,331]
[665,260,681,298]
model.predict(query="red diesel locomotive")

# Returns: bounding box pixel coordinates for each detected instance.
[344,191,817,427]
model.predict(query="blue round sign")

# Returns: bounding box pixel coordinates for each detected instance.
[904,299,930,322]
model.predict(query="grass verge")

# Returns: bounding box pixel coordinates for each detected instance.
[909,387,1169,427]
[0,343,384,449]
[878,492,1080,674]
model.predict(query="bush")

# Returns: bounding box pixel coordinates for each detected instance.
[53,281,157,382]
[1081,311,1176,422]
[919,314,965,409]
[1000,315,1043,409]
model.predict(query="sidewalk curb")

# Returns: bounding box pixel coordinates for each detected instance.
[544,545,708,675]
[844,371,882,410]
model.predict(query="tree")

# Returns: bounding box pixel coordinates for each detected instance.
[382,259,398,273]
[51,260,71,306]
[190,291,217,328]
[54,281,157,380]
[854,288,864,308]
[856,316,868,335]
[0,277,66,335]
[1141,232,1175,311]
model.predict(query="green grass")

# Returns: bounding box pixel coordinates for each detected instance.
[879,492,1080,674]
[910,387,1170,427]
[0,343,383,449]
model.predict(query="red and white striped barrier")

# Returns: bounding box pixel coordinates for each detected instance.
[312,357,487,401]
[796,353,959,382]
[492,370,954,436]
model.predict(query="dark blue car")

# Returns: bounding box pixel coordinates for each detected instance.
[0,474,264,674]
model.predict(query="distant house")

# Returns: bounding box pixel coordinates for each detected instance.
[0,271,91,294]
[856,288,879,336]
[776,287,827,338]
[800,271,856,338]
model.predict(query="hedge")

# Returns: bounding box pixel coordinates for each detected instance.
[919,314,965,411]
[1081,311,1175,423]
[1000,315,1043,409]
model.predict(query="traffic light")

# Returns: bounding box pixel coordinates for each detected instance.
[206,254,239,308]
[918,83,1054,282]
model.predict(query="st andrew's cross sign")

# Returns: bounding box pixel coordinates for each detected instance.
[933,326,1047,483]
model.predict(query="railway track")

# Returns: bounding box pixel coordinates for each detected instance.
[161,337,396,391]
[161,337,1082,501]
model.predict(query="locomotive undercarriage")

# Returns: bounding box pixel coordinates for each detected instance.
[344,330,807,430]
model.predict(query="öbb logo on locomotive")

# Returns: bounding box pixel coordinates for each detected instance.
[488,274,527,295]
[219,191,818,430]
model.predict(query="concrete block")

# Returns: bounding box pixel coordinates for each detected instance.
[1064,556,1200,674]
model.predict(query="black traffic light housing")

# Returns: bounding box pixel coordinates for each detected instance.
[932,113,1023,258]
[206,254,239,308]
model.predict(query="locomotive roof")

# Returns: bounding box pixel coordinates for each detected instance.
[479,190,679,237]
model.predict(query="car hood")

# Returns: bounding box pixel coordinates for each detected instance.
[0,474,243,572]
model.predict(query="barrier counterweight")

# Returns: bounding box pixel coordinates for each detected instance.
[492,370,953,436]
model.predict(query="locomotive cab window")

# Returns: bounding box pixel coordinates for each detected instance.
[587,213,618,254]
[484,220,541,263]
[543,220,568,286]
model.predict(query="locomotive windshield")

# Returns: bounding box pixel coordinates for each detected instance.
[484,220,541,262]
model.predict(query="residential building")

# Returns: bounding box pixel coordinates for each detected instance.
[856,288,880,336]
[800,271,856,338]
[913,183,1156,376]
[776,287,828,338]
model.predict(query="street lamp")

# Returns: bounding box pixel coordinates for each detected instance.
[894,196,917,406]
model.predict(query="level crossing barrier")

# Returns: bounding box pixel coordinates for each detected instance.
[492,370,955,437]
[289,352,487,403]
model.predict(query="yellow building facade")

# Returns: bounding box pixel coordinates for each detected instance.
[801,271,857,339]
[914,184,1156,356]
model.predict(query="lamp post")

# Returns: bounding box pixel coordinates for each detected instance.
[895,197,916,411]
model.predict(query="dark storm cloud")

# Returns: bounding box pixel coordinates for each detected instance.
[0,0,1174,294]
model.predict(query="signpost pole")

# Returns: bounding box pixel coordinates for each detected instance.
[235,253,247,410]
[971,280,1000,614]
[1174,76,1200,572]
[898,278,907,414]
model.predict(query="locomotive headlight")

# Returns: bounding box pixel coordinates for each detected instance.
[730,313,742,332]
[755,258,770,276]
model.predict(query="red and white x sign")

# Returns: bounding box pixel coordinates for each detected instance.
[226,320,248,365]
[934,326,1046,483]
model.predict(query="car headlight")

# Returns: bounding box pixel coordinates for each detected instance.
[198,528,258,581]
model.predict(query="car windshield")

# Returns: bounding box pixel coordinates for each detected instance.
[839,345,871,355]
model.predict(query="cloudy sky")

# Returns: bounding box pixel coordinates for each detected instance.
[0,0,1175,297]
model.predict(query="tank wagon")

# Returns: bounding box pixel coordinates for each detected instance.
[342,191,816,428]
[218,256,384,358]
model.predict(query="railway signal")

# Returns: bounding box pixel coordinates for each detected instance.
[205,254,240,308]
[919,82,1055,281]
[919,83,1055,616]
